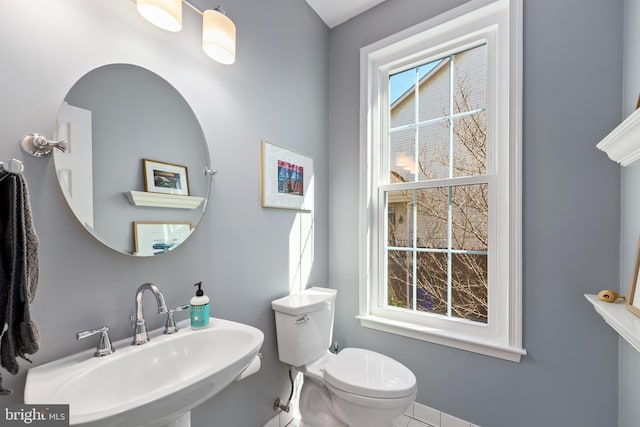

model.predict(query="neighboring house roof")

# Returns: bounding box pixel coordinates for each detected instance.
[388,47,486,182]
[390,57,450,110]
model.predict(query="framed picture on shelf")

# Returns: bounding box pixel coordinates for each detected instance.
[133,222,193,256]
[628,237,640,317]
[260,140,314,211]
[143,159,190,196]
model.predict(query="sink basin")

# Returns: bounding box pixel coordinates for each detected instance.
[24,318,264,427]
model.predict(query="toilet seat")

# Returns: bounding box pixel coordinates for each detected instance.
[323,348,416,399]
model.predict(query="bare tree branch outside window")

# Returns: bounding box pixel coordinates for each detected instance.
[387,46,489,323]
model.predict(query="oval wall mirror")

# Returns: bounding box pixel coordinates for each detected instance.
[53,64,211,256]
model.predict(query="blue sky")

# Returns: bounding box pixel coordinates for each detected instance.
[390,60,440,104]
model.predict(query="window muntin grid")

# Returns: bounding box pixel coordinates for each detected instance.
[385,43,489,324]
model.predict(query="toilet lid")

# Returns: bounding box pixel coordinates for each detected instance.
[323,348,416,399]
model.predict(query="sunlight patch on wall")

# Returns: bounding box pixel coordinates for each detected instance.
[289,211,314,293]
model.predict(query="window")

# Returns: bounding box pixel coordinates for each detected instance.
[358,0,524,361]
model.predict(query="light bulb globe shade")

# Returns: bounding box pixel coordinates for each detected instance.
[136,0,182,32]
[202,9,236,65]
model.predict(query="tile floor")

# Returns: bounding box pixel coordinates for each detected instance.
[267,378,478,427]
[283,414,433,427]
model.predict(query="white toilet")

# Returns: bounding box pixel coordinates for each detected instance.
[271,287,417,427]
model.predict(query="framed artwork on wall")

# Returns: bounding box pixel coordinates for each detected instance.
[627,237,640,317]
[143,159,190,196]
[260,140,314,211]
[133,222,193,256]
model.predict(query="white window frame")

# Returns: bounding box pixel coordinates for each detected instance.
[358,0,524,362]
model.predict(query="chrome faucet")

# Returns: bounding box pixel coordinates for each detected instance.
[76,326,115,357]
[164,304,190,335]
[131,283,168,345]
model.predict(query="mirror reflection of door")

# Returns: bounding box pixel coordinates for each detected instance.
[56,101,94,229]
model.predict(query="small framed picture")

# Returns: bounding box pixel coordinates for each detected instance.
[261,140,314,211]
[133,222,193,256]
[143,159,190,196]
[628,237,640,317]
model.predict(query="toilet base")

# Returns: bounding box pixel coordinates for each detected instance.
[299,377,401,427]
[299,378,347,427]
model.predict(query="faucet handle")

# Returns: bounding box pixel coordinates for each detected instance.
[164,304,190,335]
[76,326,115,357]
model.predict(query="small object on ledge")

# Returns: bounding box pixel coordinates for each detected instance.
[597,289,625,303]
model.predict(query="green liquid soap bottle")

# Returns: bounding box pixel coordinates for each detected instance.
[190,282,210,329]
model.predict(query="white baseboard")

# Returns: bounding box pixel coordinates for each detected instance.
[404,402,481,427]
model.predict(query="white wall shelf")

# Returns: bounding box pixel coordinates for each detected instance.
[126,190,205,210]
[585,294,640,352]
[596,108,640,166]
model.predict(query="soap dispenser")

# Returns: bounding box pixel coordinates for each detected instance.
[190,282,210,329]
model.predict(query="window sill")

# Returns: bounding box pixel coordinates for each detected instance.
[356,314,526,362]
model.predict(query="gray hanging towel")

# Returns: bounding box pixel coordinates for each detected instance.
[0,169,40,396]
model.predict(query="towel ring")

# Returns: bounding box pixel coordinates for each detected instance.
[20,133,67,158]
[0,158,24,174]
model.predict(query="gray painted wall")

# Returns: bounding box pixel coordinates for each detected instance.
[0,1,328,426]
[328,0,622,426]
[619,1,640,426]
[0,0,628,425]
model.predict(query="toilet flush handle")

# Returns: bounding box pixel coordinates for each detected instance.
[295,315,310,325]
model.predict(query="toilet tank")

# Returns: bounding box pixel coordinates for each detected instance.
[271,287,336,367]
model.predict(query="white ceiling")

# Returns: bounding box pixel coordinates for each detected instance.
[305,0,387,28]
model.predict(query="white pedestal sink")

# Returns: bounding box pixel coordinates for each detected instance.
[24,318,264,427]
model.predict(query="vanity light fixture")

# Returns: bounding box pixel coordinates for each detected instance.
[136,0,236,64]
[202,7,236,65]
[136,0,182,32]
